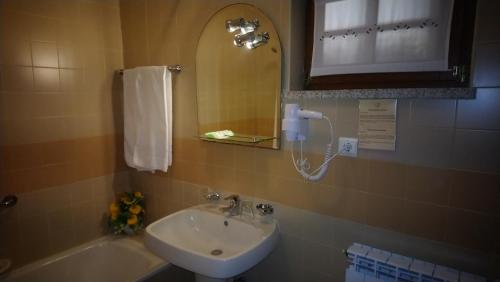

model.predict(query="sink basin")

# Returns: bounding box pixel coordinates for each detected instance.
[145,204,279,279]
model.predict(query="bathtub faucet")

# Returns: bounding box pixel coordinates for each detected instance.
[0,195,17,213]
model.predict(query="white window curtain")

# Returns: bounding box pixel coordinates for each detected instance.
[311,0,454,77]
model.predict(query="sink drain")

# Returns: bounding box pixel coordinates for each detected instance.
[211,249,223,256]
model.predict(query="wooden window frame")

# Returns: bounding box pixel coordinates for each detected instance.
[304,0,477,90]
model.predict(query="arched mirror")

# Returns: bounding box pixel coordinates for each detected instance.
[196,4,282,149]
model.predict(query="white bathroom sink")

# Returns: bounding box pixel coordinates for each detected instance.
[144,204,279,279]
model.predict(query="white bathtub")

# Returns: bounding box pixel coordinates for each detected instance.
[2,236,169,282]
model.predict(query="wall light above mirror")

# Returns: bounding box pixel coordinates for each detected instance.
[196,4,281,149]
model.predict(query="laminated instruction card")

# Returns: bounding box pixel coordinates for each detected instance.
[358,99,397,151]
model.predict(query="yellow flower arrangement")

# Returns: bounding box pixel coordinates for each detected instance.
[108,192,145,235]
[129,205,142,215]
[127,214,138,225]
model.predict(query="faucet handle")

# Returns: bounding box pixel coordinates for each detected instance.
[204,191,221,201]
[223,194,240,203]
[256,203,274,215]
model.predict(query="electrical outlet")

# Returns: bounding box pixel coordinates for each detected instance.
[338,137,358,157]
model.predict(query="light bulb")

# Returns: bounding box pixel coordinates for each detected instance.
[225,18,244,32]
[234,31,255,47]
[245,32,270,49]
[240,19,259,34]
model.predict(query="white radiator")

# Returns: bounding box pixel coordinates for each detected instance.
[345,243,486,282]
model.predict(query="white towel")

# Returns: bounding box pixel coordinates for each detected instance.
[123,66,172,172]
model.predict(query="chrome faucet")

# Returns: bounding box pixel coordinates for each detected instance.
[204,191,221,202]
[220,194,241,216]
[0,195,17,213]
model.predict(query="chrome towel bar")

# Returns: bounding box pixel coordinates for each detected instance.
[118,64,182,75]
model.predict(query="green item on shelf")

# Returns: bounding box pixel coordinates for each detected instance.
[204,130,235,139]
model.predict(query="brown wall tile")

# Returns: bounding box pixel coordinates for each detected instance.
[2,143,45,170]
[0,134,127,195]
[445,209,495,251]
[330,156,369,190]
[400,201,447,241]
[324,187,367,223]
[449,170,500,214]
[367,161,406,198]
[364,193,404,231]
[404,166,450,205]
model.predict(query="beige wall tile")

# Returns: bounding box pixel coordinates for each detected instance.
[23,0,62,19]
[48,208,74,230]
[33,67,60,92]
[49,227,77,254]
[233,169,260,196]
[301,241,336,276]
[57,22,80,45]
[472,42,500,87]
[457,88,500,130]
[43,185,72,212]
[1,66,34,91]
[18,214,52,263]
[57,43,82,69]
[59,69,83,92]
[30,16,59,42]
[272,177,318,211]
[400,126,454,168]
[410,99,457,128]
[0,93,36,121]
[183,181,209,207]
[0,39,32,66]
[202,142,235,168]
[233,145,257,172]
[451,130,500,173]
[57,1,80,22]
[31,93,68,118]
[32,41,59,68]
[119,0,148,67]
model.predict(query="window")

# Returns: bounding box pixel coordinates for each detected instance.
[304,0,477,89]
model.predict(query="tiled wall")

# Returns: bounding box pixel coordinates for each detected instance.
[120,0,500,281]
[131,176,499,281]
[0,0,127,268]
[121,0,500,243]
[0,172,130,268]
[117,0,500,279]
